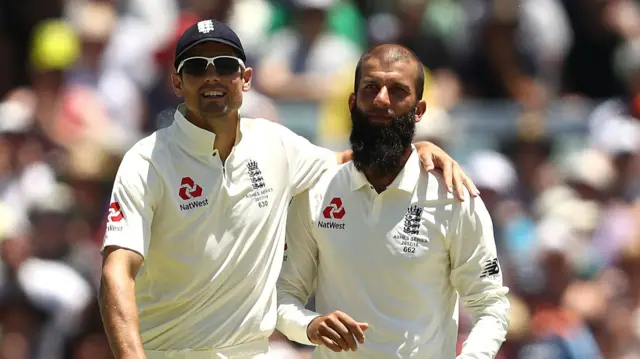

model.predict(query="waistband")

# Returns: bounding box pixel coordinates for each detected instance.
[145,339,269,359]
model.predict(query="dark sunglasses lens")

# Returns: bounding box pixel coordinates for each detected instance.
[212,58,241,75]
[182,58,209,76]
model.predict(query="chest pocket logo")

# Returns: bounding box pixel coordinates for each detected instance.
[403,205,422,236]
[246,159,273,208]
[396,205,428,254]
[247,160,266,190]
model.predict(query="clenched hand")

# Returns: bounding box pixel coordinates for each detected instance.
[307,311,369,352]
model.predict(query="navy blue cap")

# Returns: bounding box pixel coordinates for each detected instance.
[174,19,246,70]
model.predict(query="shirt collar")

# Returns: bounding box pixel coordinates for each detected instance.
[349,145,420,193]
[172,103,243,155]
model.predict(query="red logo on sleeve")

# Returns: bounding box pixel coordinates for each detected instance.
[178,177,203,200]
[108,202,124,222]
[322,197,346,219]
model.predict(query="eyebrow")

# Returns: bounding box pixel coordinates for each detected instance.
[361,78,412,92]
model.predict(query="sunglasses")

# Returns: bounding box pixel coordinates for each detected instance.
[176,56,246,76]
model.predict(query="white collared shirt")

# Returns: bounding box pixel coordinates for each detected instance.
[277,148,510,359]
[101,105,336,352]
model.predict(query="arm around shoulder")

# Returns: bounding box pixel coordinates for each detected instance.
[268,121,337,195]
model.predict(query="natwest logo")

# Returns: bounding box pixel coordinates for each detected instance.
[108,202,124,222]
[318,197,346,230]
[179,177,203,200]
[323,197,346,219]
[106,202,124,232]
[178,176,208,211]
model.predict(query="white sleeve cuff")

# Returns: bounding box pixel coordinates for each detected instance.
[277,305,320,346]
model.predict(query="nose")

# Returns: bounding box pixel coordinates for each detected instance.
[373,86,390,108]
[202,65,220,83]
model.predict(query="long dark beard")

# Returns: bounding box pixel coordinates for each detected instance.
[349,104,416,177]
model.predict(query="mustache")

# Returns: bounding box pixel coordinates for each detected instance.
[363,109,394,117]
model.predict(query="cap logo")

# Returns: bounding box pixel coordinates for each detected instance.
[197,20,215,34]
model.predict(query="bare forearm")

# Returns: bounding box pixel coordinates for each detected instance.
[99,274,146,359]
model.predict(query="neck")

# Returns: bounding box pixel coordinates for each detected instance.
[364,147,413,193]
[186,109,239,161]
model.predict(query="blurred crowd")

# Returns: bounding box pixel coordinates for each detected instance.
[1,0,640,358]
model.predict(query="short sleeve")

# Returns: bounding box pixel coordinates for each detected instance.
[101,149,161,259]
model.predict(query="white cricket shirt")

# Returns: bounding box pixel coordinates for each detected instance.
[277,148,510,359]
[101,104,336,355]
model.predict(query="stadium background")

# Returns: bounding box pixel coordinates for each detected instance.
[1,0,640,358]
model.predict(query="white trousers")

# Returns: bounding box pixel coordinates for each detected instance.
[145,353,269,359]
[145,340,271,359]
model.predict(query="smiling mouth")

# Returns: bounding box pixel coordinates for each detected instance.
[200,90,226,99]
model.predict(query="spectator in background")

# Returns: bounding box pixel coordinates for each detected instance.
[589,37,640,201]
[28,19,79,132]
[0,89,58,231]
[515,0,573,96]
[457,0,547,109]
[57,1,143,154]
[268,0,367,52]
[560,0,638,99]
[0,199,94,359]
[392,0,462,109]
[0,0,64,98]
[499,114,557,210]
[463,151,518,252]
[256,0,361,101]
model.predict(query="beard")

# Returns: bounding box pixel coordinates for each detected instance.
[349,103,416,177]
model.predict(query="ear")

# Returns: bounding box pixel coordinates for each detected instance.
[348,93,356,111]
[415,99,427,123]
[171,72,183,97]
[242,67,253,92]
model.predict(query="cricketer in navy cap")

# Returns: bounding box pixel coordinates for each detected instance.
[174,19,247,70]
[170,18,252,124]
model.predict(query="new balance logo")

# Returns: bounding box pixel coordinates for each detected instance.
[247,160,266,190]
[197,20,215,34]
[403,205,422,236]
[480,258,500,278]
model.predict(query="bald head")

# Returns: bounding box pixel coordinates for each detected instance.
[354,44,425,100]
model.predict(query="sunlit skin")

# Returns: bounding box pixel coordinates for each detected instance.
[170,42,252,160]
[348,55,427,191]
[350,57,426,126]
